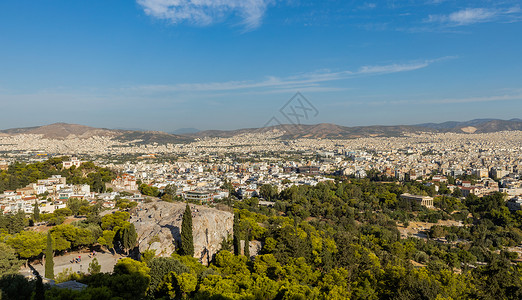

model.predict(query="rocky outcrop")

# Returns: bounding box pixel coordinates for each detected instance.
[131,201,233,264]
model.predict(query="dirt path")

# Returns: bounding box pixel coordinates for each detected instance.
[20,250,123,278]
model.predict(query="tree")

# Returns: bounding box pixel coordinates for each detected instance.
[45,232,54,279]
[98,230,116,253]
[92,173,106,193]
[141,249,156,265]
[50,224,95,251]
[0,274,35,300]
[244,231,251,259]
[233,213,241,256]
[139,184,160,197]
[8,210,26,234]
[113,258,150,278]
[260,184,278,201]
[66,198,89,216]
[6,231,46,261]
[147,257,189,296]
[101,211,130,230]
[0,243,22,277]
[163,184,177,197]
[33,200,40,222]
[89,258,101,275]
[116,223,137,255]
[452,187,462,198]
[180,204,194,257]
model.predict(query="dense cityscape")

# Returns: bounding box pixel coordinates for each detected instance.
[1,125,522,299]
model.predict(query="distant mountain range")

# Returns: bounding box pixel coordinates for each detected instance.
[1,118,521,142]
[189,118,522,139]
[0,123,193,144]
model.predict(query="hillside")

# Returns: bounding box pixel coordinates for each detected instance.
[0,123,193,144]
[192,123,436,139]
[2,118,522,143]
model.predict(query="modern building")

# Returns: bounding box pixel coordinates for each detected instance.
[184,191,213,203]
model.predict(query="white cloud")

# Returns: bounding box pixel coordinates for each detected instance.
[134,57,450,93]
[427,6,521,26]
[137,0,274,30]
[333,93,522,107]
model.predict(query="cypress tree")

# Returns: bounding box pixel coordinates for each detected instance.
[117,223,137,254]
[180,204,194,256]
[244,231,250,259]
[45,231,54,279]
[33,200,40,222]
[233,213,240,255]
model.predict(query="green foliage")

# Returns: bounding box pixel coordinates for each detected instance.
[115,223,137,254]
[260,184,278,201]
[85,272,149,300]
[147,257,190,295]
[54,267,83,284]
[180,204,194,257]
[0,274,35,300]
[88,257,101,275]
[5,174,522,299]
[114,257,150,278]
[109,258,151,299]
[139,184,160,197]
[101,211,130,230]
[33,200,40,222]
[66,198,90,216]
[0,210,26,234]
[163,184,177,197]
[141,249,156,265]
[0,243,22,277]
[45,232,54,279]
[116,198,138,210]
[6,230,46,259]
[97,230,116,251]
[50,224,95,251]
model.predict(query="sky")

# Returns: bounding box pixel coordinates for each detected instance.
[0,0,521,131]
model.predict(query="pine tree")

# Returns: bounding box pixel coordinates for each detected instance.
[44,231,54,279]
[88,257,101,274]
[33,200,40,222]
[180,204,194,256]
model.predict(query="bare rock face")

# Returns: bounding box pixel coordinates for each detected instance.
[131,201,233,264]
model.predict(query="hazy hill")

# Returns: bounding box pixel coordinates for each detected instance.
[191,123,436,139]
[0,123,193,144]
[416,118,522,134]
[2,119,522,143]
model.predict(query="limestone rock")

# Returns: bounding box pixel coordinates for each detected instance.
[131,201,233,264]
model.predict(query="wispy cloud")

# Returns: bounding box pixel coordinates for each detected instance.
[332,92,522,107]
[422,93,522,104]
[133,57,452,93]
[427,6,521,26]
[136,0,274,30]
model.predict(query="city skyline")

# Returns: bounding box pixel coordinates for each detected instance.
[1,0,521,131]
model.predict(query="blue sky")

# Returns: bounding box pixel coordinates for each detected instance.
[0,0,521,131]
